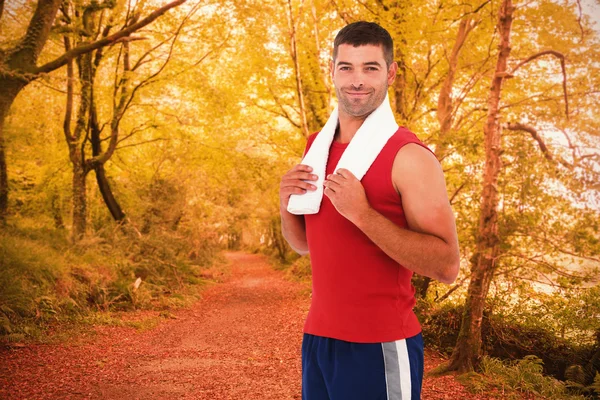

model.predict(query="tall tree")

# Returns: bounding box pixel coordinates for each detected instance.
[442,0,595,372]
[446,0,514,372]
[61,1,134,240]
[0,0,186,224]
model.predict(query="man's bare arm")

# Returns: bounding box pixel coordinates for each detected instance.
[279,164,318,255]
[324,144,459,283]
[280,209,309,255]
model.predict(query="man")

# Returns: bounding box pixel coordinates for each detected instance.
[279,21,460,400]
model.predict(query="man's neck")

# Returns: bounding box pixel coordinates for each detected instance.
[335,113,367,144]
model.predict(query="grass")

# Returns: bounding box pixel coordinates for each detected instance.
[0,223,221,344]
[457,356,591,400]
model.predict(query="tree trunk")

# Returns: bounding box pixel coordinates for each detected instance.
[393,57,408,122]
[412,275,431,299]
[436,17,474,162]
[0,0,62,221]
[90,98,125,222]
[286,0,310,138]
[71,160,88,241]
[0,80,27,223]
[446,0,514,373]
[50,192,64,229]
[0,116,7,225]
[67,47,93,242]
[270,215,287,262]
[389,1,410,125]
[93,165,125,221]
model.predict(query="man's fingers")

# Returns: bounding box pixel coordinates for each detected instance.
[281,180,317,191]
[326,174,345,184]
[323,181,338,192]
[282,187,308,198]
[293,164,313,173]
[289,171,318,181]
[335,168,355,179]
[289,187,307,195]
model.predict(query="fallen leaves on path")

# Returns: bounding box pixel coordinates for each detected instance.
[1,252,513,399]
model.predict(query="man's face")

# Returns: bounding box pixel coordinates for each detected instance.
[331,44,397,119]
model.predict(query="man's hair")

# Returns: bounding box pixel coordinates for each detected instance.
[333,21,394,67]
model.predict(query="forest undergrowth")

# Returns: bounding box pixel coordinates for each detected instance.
[0,220,222,344]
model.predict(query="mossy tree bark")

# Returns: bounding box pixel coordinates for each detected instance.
[0,0,63,222]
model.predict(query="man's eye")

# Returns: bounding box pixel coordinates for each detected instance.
[340,67,350,71]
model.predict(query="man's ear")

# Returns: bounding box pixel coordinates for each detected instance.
[387,61,398,85]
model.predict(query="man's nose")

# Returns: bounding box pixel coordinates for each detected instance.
[350,71,365,90]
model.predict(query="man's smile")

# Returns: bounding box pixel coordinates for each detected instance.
[345,91,371,98]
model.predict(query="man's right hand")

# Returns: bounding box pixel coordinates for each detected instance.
[279,164,318,210]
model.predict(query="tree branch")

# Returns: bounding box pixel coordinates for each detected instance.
[505,122,552,161]
[556,127,580,162]
[62,36,74,143]
[505,122,575,169]
[512,232,600,263]
[117,138,169,150]
[437,15,476,159]
[449,182,466,205]
[250,98,301,128]
[129,1,203,72]
[508,252,591,280]
[575,0,585,43]
[509,50,569,119]
[93,25,113,70]
[435,276,469,303]
[90,0,199,168]
[329,0,352,24]
[35,0,186,74]
[88,38,131,168]
[116,122,156,145]
[7,0,62,71]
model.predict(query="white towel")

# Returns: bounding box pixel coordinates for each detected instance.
[287,93,399,215]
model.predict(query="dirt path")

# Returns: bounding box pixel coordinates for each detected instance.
[1,252,482,400]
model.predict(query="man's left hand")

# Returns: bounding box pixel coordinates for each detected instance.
[323,168,370,224]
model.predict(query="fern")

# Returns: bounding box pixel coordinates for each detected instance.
[463,356,588,400]
[591,373,600,396]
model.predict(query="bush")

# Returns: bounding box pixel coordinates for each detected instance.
[0,224,220,341]
[418,303,599,383]
[458,355,588,400]
[285,255,312,281]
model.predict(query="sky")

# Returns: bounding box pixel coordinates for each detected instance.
[582,0,600,33]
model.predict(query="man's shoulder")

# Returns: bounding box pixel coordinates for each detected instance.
[385,127,436,161]
[392,142,442,185]
[395,142,437,162]
[388,126,421,145]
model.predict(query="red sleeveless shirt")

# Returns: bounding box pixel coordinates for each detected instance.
[303,126,432,343]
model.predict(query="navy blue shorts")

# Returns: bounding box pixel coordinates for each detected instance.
[301,333,424,400]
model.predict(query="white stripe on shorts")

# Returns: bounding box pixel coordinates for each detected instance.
[382,339,412,400]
